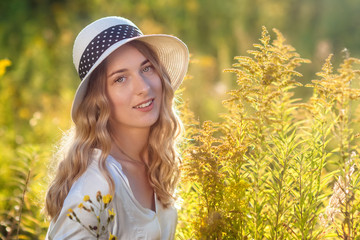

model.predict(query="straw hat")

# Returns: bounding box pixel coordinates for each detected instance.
[71,16,189,120]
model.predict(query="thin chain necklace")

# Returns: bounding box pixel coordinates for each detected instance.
[114,141,148,168]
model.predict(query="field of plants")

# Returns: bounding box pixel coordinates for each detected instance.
[176,28,360,239]
[1,0,360,239]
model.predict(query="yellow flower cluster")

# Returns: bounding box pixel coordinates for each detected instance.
[103,194,113,204]
[109,233,118,240]
[66,191,116,239]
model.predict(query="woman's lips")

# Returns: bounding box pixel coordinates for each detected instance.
[133,99,154,112]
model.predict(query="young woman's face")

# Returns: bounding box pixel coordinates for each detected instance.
[105,43,162,131]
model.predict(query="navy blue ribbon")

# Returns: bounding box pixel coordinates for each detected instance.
[78,24,142,80]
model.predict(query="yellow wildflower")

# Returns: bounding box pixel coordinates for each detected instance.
[109,233,118,240]
[83,195,90,202]
[0,59,11,77]
[108,208,115,217]
[103,194,113,204]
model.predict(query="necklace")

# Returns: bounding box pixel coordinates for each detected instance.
[114,141,148,168]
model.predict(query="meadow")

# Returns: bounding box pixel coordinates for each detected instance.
[1,26,360,239]
[1,0,360,239]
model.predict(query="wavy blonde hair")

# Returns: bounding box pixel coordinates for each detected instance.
[45,40,183,220]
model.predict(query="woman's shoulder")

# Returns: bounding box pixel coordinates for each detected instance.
[65,149,111,201]
[46,149,119,239]
[65,148,125,200]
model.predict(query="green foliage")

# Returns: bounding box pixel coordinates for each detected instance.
[307,54,360,239]
[1,1,360,237]
[176,27,360,239]
[0,145,48,240]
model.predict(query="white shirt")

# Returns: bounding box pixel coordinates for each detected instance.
[46,149,177,240]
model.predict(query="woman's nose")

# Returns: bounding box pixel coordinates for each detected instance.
[134,73,150,95]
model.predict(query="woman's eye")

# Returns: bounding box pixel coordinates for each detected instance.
[143,66,153,72]
[115,76,126,83]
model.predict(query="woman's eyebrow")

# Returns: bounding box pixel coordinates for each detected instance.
[108,59,150,78]
[141,59,150,66]
[108,68,126,78]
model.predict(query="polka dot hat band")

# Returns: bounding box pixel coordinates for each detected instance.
[71,16,189,121]
[78,24,142,80]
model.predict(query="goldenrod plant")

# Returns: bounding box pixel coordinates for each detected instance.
[67,191,116,240]
[176,27,360,239]
[306,54,360,239]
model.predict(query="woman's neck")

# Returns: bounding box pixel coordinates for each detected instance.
[109,125,155,212]
[110,125,151,164]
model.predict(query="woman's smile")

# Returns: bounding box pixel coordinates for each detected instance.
[133,98,154,110]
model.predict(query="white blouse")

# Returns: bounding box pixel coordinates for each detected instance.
[46,149,177,240]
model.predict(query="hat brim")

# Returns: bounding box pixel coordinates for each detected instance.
[71,34,189,121]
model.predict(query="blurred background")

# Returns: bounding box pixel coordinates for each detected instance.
[0,0,360,237]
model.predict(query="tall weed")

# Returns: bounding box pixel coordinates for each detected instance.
[177,27,360,239]
[0,146,48,239]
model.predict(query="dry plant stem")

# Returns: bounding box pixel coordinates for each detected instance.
[74,214,98,238]
[334,69,352,239]
[253,152,266,240]
[313,117,328,236]
[15,168,31,240]
[94,201,104,238]
[296,154,307,238]
[250,90,268,239]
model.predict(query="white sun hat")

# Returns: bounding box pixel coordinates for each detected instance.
[71,16,189,120]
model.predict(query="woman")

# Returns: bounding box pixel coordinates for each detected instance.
[45,16,189,239]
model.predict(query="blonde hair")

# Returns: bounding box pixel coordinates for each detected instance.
[45,40,182,220]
